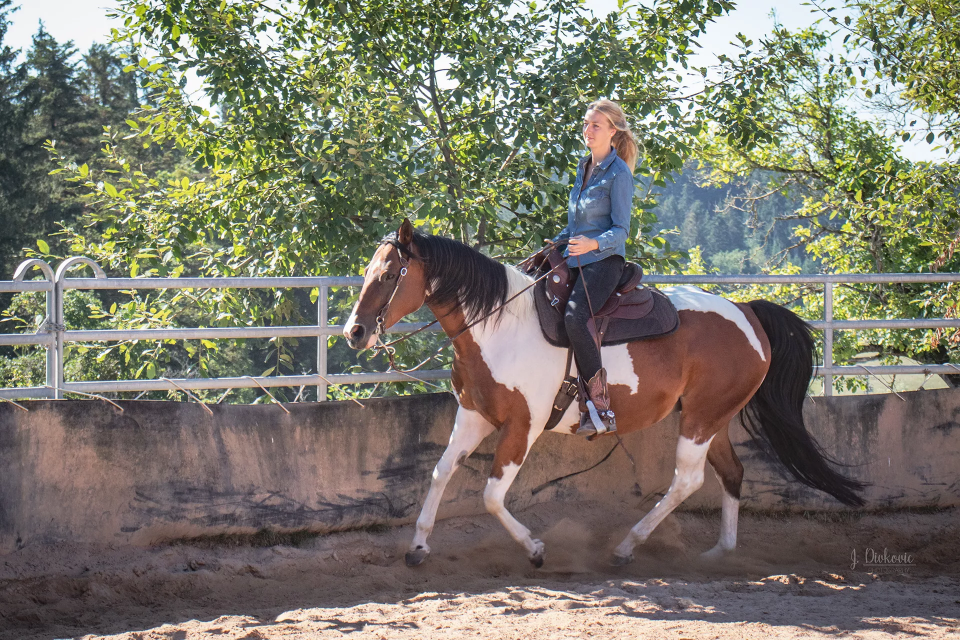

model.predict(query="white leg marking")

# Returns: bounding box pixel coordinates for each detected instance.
[666,286,766,361]
[410,409,494,554]
[614,435,714,559]
[484,462,544,559]
[702,489,740,559]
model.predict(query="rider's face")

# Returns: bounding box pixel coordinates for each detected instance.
[582,110,616,154]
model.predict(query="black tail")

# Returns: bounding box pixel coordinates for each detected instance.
[741,300,866,507]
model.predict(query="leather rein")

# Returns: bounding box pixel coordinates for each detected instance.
[369,241,563,373]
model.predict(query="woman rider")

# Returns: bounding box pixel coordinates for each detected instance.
[552,99,639,437]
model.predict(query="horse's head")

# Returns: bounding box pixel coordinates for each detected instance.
[344,219,429,350]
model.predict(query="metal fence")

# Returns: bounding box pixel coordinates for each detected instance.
[2,256,960,402]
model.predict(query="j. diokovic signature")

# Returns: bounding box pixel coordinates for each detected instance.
[850,547,915,570]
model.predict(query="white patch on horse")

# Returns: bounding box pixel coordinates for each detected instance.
[601,344,640,394]
[703,489,740,559]
[471,267,641,434]
[471,268,571,434]
[665,286,766,361]
[410,408,494,556]
[614,435,714,560]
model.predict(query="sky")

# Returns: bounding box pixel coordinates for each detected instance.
[5,0,819,64]
[2,0,941,161]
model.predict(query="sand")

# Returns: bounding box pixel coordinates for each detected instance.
[1,502,957,639]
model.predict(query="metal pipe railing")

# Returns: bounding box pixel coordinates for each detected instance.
[2,256,960,402]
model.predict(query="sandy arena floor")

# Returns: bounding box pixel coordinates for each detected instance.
[1,503,957,639]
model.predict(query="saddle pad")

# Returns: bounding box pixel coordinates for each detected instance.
[534,278,680,348]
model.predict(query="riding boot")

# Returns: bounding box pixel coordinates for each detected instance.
[575,368,617,436]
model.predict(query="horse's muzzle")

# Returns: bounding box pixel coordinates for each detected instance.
[343,320,376,350]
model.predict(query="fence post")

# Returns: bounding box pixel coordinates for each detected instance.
[55,258,107,400]
[317,285,329,402]
[12,259,56,397]
[823,281,834,397]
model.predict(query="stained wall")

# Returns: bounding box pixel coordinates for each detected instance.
[1,389,958,553]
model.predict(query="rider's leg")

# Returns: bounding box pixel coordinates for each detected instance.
[564,255,624,436]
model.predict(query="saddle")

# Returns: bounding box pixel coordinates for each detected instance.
[524,247,680,348]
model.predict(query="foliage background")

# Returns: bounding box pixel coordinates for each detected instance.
[2,0,959,399]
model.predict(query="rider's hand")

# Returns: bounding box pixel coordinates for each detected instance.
[568,235,600,256]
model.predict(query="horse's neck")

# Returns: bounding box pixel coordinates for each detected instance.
[428,266,537,353]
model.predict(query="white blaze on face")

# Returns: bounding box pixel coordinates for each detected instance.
[343,306,359,336]
[343,255,386,349]
[665,286,766,361]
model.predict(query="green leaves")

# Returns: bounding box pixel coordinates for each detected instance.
[695,13,960,367]
[38,0,745,389]
[64,0,721,283]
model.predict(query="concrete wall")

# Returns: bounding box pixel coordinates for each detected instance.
[1,388,958,553]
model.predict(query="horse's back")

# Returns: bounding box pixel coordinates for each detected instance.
[606,287,771,433]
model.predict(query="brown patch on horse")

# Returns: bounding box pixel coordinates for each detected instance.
[435,304,532,480]
[676,306,770,443]
[595,307,770,445]
[707,427,744,499]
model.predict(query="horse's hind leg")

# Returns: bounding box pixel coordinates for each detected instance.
[406,407,494,567]
[612,432,715,565]
[702,427,743,559]
[484,422,545,567]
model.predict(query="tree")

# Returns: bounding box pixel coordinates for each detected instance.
[0,1,28,278]
[811,0,960,157]
[0,23,100,277]
[694,22,960,377]
[38,0,743,386]
[58,0,738,282]
[80,42,140,119]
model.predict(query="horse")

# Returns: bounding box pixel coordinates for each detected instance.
[343,219,865,568]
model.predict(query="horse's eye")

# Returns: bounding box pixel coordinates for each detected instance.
[381,272,397,282]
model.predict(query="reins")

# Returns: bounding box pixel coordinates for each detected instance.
[369,242,564,376]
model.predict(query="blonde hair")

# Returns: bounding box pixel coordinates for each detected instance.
[586,99,639,173]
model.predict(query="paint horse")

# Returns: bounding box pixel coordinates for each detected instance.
[344,220,864,568]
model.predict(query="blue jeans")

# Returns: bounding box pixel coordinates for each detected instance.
[563,255,625,380]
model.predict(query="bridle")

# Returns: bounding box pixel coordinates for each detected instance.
[374,241,412,338]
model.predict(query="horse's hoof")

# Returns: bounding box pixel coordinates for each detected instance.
[610,552,634,566]
[700,546,732,562]
[405,546,430,567]
[529,539,545,569]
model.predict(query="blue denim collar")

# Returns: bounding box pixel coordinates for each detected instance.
[578,146,619,173]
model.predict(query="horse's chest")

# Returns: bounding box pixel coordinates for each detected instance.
[450,329,557,428]
[450,356,529,426]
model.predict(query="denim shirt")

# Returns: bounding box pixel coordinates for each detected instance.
[553,146,634,267]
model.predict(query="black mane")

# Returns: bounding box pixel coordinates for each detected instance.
[382,230,509,325]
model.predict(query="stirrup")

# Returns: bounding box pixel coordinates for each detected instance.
[576,400,616,436]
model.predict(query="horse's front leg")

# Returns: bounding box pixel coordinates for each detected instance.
[406,407,495,567]
[484,419,546,567]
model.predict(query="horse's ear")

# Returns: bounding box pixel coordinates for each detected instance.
[398,218,414,246]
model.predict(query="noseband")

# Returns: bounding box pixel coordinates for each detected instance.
[374,242,411,337]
